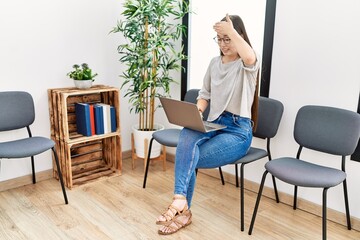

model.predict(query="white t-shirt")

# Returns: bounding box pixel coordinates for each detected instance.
[198,52,260,121]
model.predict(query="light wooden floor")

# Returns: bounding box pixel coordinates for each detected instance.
[1,158,360,240]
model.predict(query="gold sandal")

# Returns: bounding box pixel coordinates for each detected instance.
[156,195,188,225]
[158,209,192,235]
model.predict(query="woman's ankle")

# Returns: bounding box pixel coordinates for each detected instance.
[172,195,187,210]
[173,194,186,200]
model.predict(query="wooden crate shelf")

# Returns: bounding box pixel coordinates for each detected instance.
[48,85,122,189]
[48,85,120,142]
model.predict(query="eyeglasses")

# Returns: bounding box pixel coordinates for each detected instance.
[213,36,231,45]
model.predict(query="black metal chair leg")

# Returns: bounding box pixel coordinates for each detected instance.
[268,142,279,203]
[271,175,279,203]
[322,188,328,240]
[52,148,68,204]
[248,170,268,235]
[31,156,36,184]
[293,186,298,210]
[235,164,239,188]
[240,163,245,231]
[218,167,225,185]
[143,138,155,188]
[342,180,352,230]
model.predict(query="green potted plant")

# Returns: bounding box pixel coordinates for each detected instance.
[111,0,188,159]
[67,63,98,89]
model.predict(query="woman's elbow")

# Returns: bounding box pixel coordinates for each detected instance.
[242,54,257,66]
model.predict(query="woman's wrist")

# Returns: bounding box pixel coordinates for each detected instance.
[198,108,203,119]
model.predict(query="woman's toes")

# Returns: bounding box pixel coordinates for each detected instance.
[156,215,167,223]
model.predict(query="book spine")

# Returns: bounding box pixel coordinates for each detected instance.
[105,105,111,134]
[89,105,95,135]
[94,105,104,135]
[110,106,116,132]
[102,105,110,134]
[75,103,92,136]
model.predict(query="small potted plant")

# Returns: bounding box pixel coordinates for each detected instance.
[67,63,98,89]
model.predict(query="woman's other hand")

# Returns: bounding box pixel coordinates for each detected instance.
[213,14,234,36]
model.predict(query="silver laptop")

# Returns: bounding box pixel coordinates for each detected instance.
[159,97,226,133]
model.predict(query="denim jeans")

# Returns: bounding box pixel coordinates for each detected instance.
[174,111,253,207]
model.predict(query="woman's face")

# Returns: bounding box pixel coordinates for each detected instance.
[216,34,238,58]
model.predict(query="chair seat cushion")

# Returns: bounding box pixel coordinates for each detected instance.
[265,157,346,188]
[0,136,54,158]
[153,129,181,147]
[233,147,268,164]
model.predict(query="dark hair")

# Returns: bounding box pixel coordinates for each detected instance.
[220,15,252,48]
[220,15,259,131]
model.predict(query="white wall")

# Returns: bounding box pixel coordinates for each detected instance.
[0,0,180,181]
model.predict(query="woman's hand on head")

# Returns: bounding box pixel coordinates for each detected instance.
[213,14,234,36]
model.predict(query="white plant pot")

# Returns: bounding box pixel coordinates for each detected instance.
[132,123,165,159]
[73,80,93,89]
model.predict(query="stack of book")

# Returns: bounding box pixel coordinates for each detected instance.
[75,103,116,136]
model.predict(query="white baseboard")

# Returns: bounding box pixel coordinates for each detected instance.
[0,170,53,192]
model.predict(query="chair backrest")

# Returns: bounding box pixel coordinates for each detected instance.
[253,96,284,139]
[0,91,35,131]
[184,89,210,119]
[184,89,198,103]
[294,105,360,156]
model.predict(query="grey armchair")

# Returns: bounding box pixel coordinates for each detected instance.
[248,105,360,240]
[0,91,68,204]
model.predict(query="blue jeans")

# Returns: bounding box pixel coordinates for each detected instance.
[174,111,253,207]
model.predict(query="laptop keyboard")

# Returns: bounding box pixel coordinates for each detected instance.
[203,121,218,130]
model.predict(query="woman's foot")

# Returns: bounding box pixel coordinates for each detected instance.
[156,194,188,225]
[158,209,192,235]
